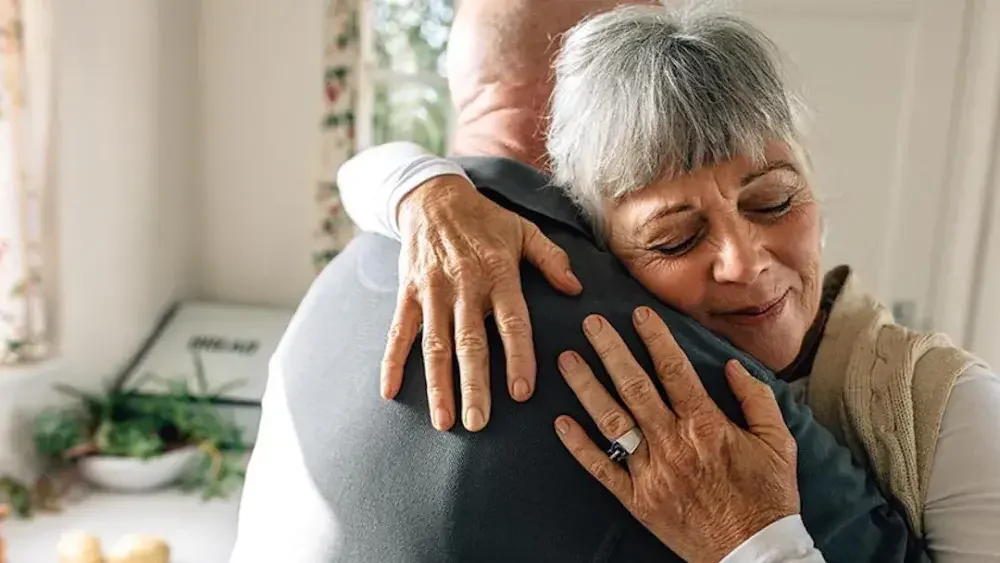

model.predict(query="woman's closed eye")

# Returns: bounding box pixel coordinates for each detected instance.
[651,231,701,256]
[747,197,793,215]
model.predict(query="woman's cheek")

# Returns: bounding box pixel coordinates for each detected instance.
[625,252,710,315]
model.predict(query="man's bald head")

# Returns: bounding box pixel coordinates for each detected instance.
[446,0,655,166]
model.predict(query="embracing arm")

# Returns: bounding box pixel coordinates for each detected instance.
[923,364,1000,562]
[337,142,581,432]
[337,141,470,239]
[554,309,827,563]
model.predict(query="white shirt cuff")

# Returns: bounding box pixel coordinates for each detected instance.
[336,141,470,240]
[384,155,469,238]
[720,515,825,563]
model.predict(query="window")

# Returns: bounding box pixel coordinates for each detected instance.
[358,0,455,155]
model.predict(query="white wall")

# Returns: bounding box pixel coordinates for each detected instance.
[0,0,199,478]
[55,0,198,381]
[197,0,325,307]
[1,0,326,477]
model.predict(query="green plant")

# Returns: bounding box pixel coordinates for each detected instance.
[6,352,248,517]
[0,477,31,518]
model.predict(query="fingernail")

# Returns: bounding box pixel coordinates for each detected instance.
[633,306,650,324]
[566,270,582,289]
[464,407,485,431]
[513,378,531,401]
[583,315,602,335]
[380,379,396,399]
[559,351,579,369]
[555,417,570,435]
[433,407,451,430]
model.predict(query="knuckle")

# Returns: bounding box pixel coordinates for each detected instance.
[380,357,404,374]
[588,459,613,483]
[782,438,798,460]
[443,257,480,282]
[386,319,414,343]
[422,333,453,357]
[691,416,720,438]
[455,276,485,299]
[642,326,668,346]
[460,376,487,396]
[400,281,421,300]
[385,322,406,342]
[619,376,658,405]
[454,326,488,354]
[481,251,514,279]
[522,220,540,239]
[593,337,624,359]
[685,395,715,421]
[597,410,633,437]
[425,377,451,397]
[495,313,530,338]
[757,380,777,399]
[654,356,689,379]
[422,271,450,291]
[522,223,541,245]
[533,238,564,265]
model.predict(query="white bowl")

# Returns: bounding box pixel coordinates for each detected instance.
[78,447,200,492]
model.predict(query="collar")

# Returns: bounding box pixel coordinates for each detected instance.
[778,265,851,382]
[451,156,595,241]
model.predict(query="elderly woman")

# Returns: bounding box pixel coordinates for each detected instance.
[338,5,1000,561]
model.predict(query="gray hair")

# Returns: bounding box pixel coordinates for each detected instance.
[546,3,810,232]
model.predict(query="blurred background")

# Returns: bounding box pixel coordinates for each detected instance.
[2,0,1000,561]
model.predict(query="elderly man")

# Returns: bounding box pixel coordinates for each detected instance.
[230,1,923,562]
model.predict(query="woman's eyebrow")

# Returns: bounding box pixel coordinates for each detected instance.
[741,160,798,185]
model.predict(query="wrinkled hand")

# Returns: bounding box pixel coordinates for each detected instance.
[555,308,799,563]
[382,175,582,432]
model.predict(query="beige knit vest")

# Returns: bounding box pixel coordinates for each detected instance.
[806,269,984,535]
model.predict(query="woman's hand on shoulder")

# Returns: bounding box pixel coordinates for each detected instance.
[555,308,802,562]
[382,174,583,432]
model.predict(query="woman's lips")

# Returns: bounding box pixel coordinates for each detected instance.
[715,289,791,326]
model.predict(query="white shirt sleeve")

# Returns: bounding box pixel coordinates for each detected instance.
[922,364,1000,562]
[336,141,471,240]
[722,362,1000,563]
[230,367,341,561]
[720,515,826,563]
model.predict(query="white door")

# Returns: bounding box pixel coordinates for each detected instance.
[735,0,970,332]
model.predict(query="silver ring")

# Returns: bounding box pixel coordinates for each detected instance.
[607,427,643,462]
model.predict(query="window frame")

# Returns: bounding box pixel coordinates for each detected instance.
[356,0,458,155]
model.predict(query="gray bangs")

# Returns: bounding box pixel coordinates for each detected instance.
[546,4,809,227]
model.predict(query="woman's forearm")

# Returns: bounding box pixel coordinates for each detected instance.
[923,365,1000,562]
[336,141,470,240]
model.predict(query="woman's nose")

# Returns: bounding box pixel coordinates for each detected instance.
[712,226,770,285]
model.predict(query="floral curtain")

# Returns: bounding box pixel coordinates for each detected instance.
[0,0,51,366]
[314,0,361,271]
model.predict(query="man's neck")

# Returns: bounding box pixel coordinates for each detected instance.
[451,106,549,172]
